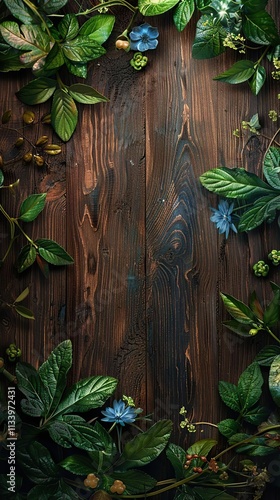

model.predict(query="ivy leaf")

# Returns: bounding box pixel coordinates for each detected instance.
[17,442,59,483]
[69,83,108,104]
[243,406,270,425]
[62,36,106,62]
[14,304,35,319]
[200,167,275,199]
[138,0,179,16]
[192,487,236,499]
[263,147,280,190]
[186,438,217,457]
[217,418,241,438]
[238,194,280,231]
[38,340,72,417]
[263,289,280,327]
[19,193,46,222]
[166,443,186,479]
[16,363,46,416]
[51,89,78,141]
[192,14,227,59]
[213,60,255,84]
[59,454,94,475]
[16,244,37,272]
[173,0,195,32]
[220,292,257,324]
[38,0,68,15]
[255,345,280,366]
[57,13,79,40]
[79,14,115,44]
[3,0,35,24]
[35,238,74,266]
[47,415,105,450]
[223,319,252,337]
[53,375,118,416]
[122,420,173,469]
[218,381,241,412]
[269,355,280,407]
[242,10,280,45]
[248,65,266,95]
[237,363,263,414]
[16,77,57,105]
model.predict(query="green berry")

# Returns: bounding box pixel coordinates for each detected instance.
[252,260,269,277]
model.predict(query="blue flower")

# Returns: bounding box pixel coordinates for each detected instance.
[101,399,137,426]
[129,23,159,52]
[210,200,238,238]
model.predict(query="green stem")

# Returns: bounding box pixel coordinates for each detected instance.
[0,203,16,262]
[22,0,52,37]
[76,0,138,16]
[266,327,280,344]
[13,220,38,248]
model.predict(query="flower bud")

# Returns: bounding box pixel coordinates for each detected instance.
[22,110,35,124]
[36,135,48,146]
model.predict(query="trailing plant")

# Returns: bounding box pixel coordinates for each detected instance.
[0,0,279,141]
[1,339,280,498]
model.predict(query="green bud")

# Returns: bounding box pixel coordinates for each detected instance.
[249,328,259,336]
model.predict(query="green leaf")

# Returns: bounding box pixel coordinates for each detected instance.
[217,419,241,438]
[59,454,94,475]
[255,345,280,366]
[138,0,179,16]
[237,362,263,413]
[53,375,118,416]
[248,65,266,95]
[263,147,280,190]
[42,42,64,72]
[68,83,108,104]
[16,244,36,272]
[16,362,46,416]
[166,443,186,479]
[38,0,68,15]
[35,238,74,266]
[192,487,236,500]
[242,0,268,14]
[192,14,227,59]
[186,438,217,457]
[249,290,263,320]
[269,355,280,407]
[122,420,173,468]
[223,319,252,337]
[57,13,79,40]
[108,470,157,495]
[0,22,50,66]
[173,0,195,32]
[218,381,240,412]
[229,433,273,456]
[196,0,211,10]
[200,166,275,199]
[0,170,4,186]
[27,480,77,500]
[47,415,103,450]
[62,36,106,62]
[65,58,87,78]
[79,14,115,44]
[213,60,255,84]
[263,289,280,327]
[19,193,46,222]
[243,405,270,425]
[14,304,35,319]
[3,0,35,24]
[17,441,59,483]
[51,89,78,142]
[220,292,257,324]
[238,193,280,231]
[36,254,50,278]
[38,340,72,416]
[242,10,279,45]
[16,77,57,105]
[14,286,29,303]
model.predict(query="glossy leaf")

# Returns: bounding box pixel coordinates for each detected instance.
[35,238,74,266]
[192,14,227,59]
[107,470,157,495]
[14,304,35,319]
[38,0,68,15]
[166,443,186,479]
[47,414,104,450]
[173,0,195,32]
[19,193,46,222]
[238,194,280,231]
[17,441,59,483]
[217,418,241,438]
[223,319,252,337]
[229,433,273,456]
[65,58,87,78]
[62,36,106,62]
[269,355,280,407]
[186,438,217,457]
[218,381,240,412]
[243,405,270,425]
[16,363,46,416]
[57,13,79,40]
[69,83,108,104]
[248,65,266,95]
[242,0,268,14]
[255,345,280,366]
[42,43,64,72]
[16,77,57,105]
[263,147,280,190]
[3,0,35,24]
[242,10,279,45]
[214,60,255,84]
[138,0,179,16]
[79,14,115,44]
[0,22,50,67]
[59,454,94,475]
[17,245,37,272]
[51,89,78,141]
[38,340,72,416]
[237,363,263,413]
[220,292,257,324]
[122,420,173,468]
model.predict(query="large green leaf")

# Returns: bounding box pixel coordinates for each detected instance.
[228,433,273,456]
[62,36,106,62]
[0,22,50,66]
[218,381,240,412]
[200,166,275,198]
[16,363,46,416]
[51,89,78,141]
[263,147,280,190]
[237,362,263,414]
[108,470,157,495]
[213,60,255,84]
[243,405,270,425]
[138,0,179,16]
[35,238,74,266]
[220,292,257,324]
[27,480,77,500]
[57,13,79,40]
[16,77,57,105]
[186,438,217,457]
[223,319,252,337]
[122,420,173,468]
[255,345,280,366]
[59,454,94,475]
[269,355,280,407]
[65,58,87,78]
[38,340,72,416]
[3,0,35,24]
[19,193,46,222]
[192,14,227,59]
[242,0,268,14]
[0,45,25,72]
[248,65,266,95]
[69,83,108,104]
[238,193,280,231]
[53,375,118,416]
[217,418,241,438]
[173,0,195,32]
[47,414,104,450]
[17,442,59,483]
[166,443,186,479]
[37,0,68,15]
[242,10,279,45]
[16,244,37,272]
[79,14,115,44]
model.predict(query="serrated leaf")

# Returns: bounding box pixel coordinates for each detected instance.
[60,454,95,475]
[214,60,255,84]
[62,36,106,62]
[166,443,186,479]
[17,441,59,483]
[218,381,241,412]
[14,304,35,319]
[173,0,195,32]
[79,14,115,44]
[237,362,263,413]
[16,362,46,416]
[53,375,118,416]
[217,418,241,438]
[51,89,78,142]
[19,193,46,222]
[14,286,29,303]
[122,420,173,468]
[16,244,37,272]
[242,10,279,45]
[220,292,257,324]
[69,83,108,104]
[248,65,266,95]
[16,77,57,105]
[263,147,280,190]
[255,345,280,366]
[38,340,72,416]
[47,415,104,450]
[57,13,79,40]
[243,405,270,425]
[263,289,280,327]
[269,355,280,407]
[138,0,179,16]
[35,238,74,266]
[192,14,227,59]
[223,319,252,337]
[200,166,275,198]
[238,193,280,231]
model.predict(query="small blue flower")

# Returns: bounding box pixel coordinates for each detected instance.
[101,399,137,426]
[210,200,238,239]
[129,23,159,52]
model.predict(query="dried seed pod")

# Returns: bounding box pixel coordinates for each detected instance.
[41,113,51,124]
[1,109,12,124]
[36,135,48,146]
[23,152,33,163]
[44,144,62,155]
[34,155,44,167]
[22,110,35,124]
[15,137,24,147]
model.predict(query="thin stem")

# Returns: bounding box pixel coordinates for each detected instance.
[13,220,38,248]
[266,327,280,344]
[267,127,280,151]
[76,0,138,16]
[22,0,52,37]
